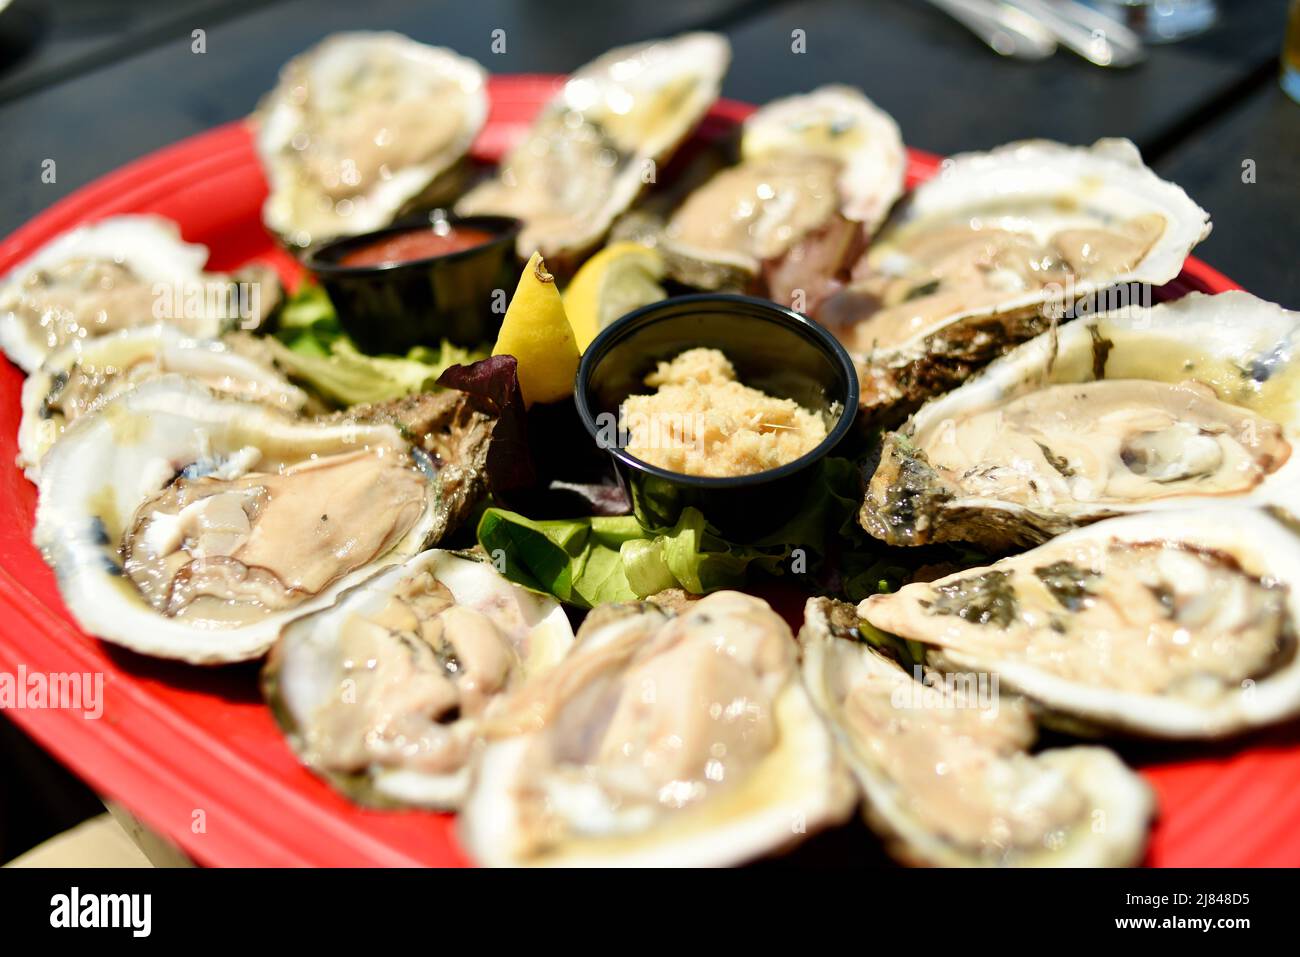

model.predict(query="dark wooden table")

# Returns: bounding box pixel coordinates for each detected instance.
[0,0,1297,860]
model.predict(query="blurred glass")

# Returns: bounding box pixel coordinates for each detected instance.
[1286,0,1300,104]
[1084,0,1218,43]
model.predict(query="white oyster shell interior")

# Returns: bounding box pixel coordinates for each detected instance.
[859,507,1300,737]
[0,216,221,373]
[459,591,855,866]
[799,598,1153,866]
[456,32,730,264]
[905,291,1300,529]
[256,31,488,247]
[740,84,905,231]
[18,324,308,482]
[34,376,439,664]
[841,138,1211,354]
[660,84,904,285]
[270,549,574,809]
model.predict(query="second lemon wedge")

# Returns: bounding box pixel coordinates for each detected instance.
[563,242,666,352]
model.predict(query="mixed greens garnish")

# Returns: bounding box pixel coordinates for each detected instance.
[269,283,486,406]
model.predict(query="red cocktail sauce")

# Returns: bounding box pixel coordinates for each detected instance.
[339,226,495,267]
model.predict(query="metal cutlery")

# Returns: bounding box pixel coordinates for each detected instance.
[927,0,1146,68]
[924,0,1059,61]
[1005,0,1147,67]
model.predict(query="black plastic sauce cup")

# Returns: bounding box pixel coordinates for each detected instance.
[575,294,860,541]
[304,213,521,353]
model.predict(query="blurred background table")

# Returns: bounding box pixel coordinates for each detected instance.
[0,0,1297,861]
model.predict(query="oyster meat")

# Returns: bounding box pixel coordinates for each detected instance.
[33,376,493,663]
[18,324,309,482]
[456,33,730,269]
[863,291,1300,549]
[818,139,1210,421]
[459,592,856,866]
[800,597,1153,866]
[0,215,278,373]
[858,507,1300,738]
[661,84,904,294]
[264,549,574,808]
[256,32,488,248]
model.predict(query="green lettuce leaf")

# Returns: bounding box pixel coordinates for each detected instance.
[271,283,486,406]
[476,507,789,609]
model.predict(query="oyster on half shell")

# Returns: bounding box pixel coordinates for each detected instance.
[659,84,904,293]
[0,216,279,373]
[264,549,574,809]
[459,592,856,866]
[456,33,730,270]
[18,324,310,482]
[34,376,495,663]
[799,597,1153,866]
[255,32,488,248]
[817,139,1210,422]
[858,507,1300,738]
[862,291,1300,550]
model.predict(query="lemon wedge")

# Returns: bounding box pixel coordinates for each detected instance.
[492,251,581,406]
[563,242,666,352]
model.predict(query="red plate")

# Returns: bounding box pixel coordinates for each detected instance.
[0,76,1294,868]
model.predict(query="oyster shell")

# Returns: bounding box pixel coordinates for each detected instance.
[858,507,1300,738]
[18,324,309,482]
[862,291,1300,550]
[456,33,730,270]
[799,597,1153,866]
[264,549,574,808]
[32,376,490,664]
[660,85,904,291]
[459,592,856,866]
[256,32,488,248]
[819,139,1210,422]
[743,85,906,230]
[0,215,277,373]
